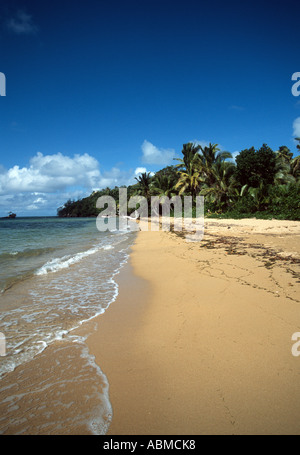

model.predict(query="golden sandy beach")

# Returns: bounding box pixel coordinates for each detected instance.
[1,217,300,435]
[86,217,300,435]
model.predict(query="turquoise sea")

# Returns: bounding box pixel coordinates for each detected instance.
[0,216,136,434]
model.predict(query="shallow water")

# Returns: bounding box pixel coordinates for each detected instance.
[0,216,136,434]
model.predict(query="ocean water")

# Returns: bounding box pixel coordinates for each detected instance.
[0,216,136,434]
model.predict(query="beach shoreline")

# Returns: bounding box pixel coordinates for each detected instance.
[0,217,300,435]
[86,217,300,435]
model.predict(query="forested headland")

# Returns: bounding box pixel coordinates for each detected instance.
[57,139,300,220]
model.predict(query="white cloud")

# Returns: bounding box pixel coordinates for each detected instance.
[0,152,101,195]
[141,140,176,165]
[0,150,154,215]
[97,167,125,189]
[0,152,104,215]
[0,149,160,215]
[95,166,140,189]
[134,167,147,175]
[6,10,38,35]
[293,117,300,137]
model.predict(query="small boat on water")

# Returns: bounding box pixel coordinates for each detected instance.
[2,212,16,219]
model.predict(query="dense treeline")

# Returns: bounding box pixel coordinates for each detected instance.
[57,139,300,220]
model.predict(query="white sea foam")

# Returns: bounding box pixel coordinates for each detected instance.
[34,236,123,276]
[35,245,101,275]
[0,238,133,378]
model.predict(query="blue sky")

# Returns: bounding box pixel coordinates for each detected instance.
[0,0,299,215]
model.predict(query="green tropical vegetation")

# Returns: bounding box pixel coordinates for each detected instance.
[57,139,300,220]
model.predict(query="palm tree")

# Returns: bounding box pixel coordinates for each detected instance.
[274,164,296,185]
[199,143,220,168]
[291,155,300,180]
[274,148,296,185]
[276,146,293,163]
[174,152,202,199]
[288,139,300,181]
[173,142,204,200]
[150,173,177,198]
[200,160,237,210]
[174,142,201,171]
[198,143,233,186]
[134,172,153,201]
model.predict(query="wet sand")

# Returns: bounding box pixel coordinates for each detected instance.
[86,218,300,435]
